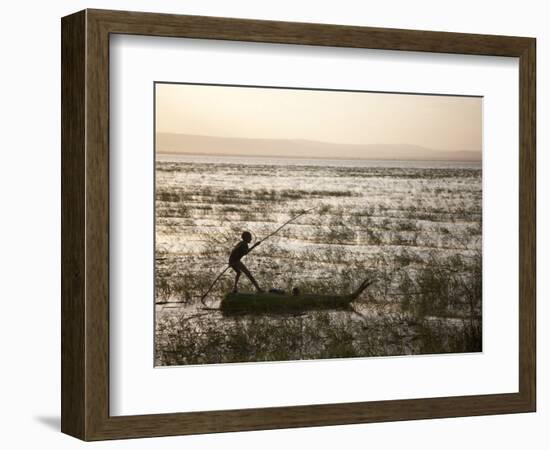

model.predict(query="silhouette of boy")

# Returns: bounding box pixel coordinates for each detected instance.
[229,231,263,293]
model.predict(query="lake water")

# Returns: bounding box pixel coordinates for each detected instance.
[157,152,481,169]
[154,152,483,366]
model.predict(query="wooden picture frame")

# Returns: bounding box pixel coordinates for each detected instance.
[61,9,536,441]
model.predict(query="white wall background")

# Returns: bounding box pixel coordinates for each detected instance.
[0,0,546,448]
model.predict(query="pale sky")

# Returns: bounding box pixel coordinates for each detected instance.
[156,83,482,155]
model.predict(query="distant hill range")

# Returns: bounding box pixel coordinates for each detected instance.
[156,133,481,162]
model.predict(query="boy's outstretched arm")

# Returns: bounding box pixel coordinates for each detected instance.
[247,241,261,252]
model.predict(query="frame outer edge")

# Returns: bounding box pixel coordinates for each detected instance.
[60,8,537,440]
[61,10,87,440]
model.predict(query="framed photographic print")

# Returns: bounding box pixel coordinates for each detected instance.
[61,9,536,441]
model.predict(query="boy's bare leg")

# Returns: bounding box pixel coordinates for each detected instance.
[232,271,241,293]
[241,264,263,292]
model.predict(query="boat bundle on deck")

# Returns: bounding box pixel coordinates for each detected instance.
[220,278,373,314]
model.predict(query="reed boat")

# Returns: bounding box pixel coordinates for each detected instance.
[220,279,372,314]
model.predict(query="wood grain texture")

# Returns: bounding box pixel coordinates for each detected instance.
[88,8,532,56]
[60,9,537,441]
[85,11,111,439]
[518,39,536,409]
[61,10,86,439]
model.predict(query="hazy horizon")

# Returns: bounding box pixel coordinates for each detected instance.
[155,83,482,161]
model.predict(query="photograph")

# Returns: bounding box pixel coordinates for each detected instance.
[53,5,538,443]
[153,82,483,366]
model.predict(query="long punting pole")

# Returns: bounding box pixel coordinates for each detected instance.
[255,207,315,246]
